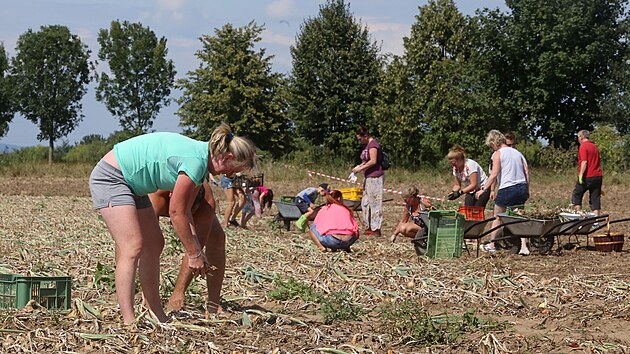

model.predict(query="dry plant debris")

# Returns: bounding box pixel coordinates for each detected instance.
[0,178,629,353]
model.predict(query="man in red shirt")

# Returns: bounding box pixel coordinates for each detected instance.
[571,130,603,215]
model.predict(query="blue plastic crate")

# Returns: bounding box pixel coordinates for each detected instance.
[426,210,465,259]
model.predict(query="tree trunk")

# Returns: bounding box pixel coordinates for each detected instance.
[48,137,54,165]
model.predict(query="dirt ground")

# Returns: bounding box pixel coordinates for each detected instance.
[0,174,629,353]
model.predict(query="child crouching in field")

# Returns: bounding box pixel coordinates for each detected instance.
[296,190,359,252]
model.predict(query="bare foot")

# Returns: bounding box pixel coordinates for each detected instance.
[205,304,224,319]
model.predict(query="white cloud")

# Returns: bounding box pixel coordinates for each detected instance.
[361,17,410,56]
[261,29,294,46]
[265,0,295,19]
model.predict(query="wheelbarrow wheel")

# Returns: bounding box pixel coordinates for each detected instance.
[494,229,520,254]
[529,235,554,255]
[413,239,427,256]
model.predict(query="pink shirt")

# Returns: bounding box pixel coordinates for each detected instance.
[314,204,359,236]
[256,185,269,194]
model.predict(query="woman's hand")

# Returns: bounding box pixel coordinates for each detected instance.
[352,165,362,174]
[490,190,496,201]
[188,251,209,277]
[474,189,483,199]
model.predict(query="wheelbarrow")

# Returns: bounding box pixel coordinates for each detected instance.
[492,213,592,255]
[272,200,302,231]
[555,213,630,250]
[410,212,525,257]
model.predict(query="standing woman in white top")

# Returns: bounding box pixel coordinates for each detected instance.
[475,130,530,254]
[446,145,490,207]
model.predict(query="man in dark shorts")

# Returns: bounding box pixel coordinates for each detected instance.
[571,130,603,216]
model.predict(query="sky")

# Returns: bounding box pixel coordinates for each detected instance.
[0,0,507,147]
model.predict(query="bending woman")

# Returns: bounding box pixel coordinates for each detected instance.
[446,145,490,207]
[303,190,359,252]
[89,123,256,323]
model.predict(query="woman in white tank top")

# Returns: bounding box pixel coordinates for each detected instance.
[476,130,530,255]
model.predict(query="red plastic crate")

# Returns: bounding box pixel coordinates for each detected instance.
[457,206,485,220]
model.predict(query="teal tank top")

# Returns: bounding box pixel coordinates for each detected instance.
[114,132,209,195]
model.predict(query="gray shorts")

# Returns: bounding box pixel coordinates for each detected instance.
[89,160,151,210]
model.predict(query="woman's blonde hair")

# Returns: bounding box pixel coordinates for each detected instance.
[401,186,419,199]
[447,145,466,161]
[209,123,257,171]
[485,129,506,148]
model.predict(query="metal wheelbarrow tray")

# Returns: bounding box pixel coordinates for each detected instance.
[272,200,302,231]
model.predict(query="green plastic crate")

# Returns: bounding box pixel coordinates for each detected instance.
[426,210,465,259]
[280,195,296,203]
[0,274,71,310]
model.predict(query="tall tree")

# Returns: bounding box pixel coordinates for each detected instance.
[480,0,627,147]
[11,25,91,163]
[96,20,176,134]
[288,0,382,158]
[376,0,492,165]
[0,43,14,138]
[177,22,290,156]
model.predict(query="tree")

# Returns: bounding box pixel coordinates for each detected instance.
[480,0,627,147]
[288,0,382,158]
[11,25,91,163]
[0,43,14,138]
[96,20,176,134]
[376,0,493,166]
[177,22,290,156]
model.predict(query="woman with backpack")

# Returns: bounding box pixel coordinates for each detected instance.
[352,127,385,236]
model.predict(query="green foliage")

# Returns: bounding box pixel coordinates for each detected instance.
[177,22,290,157]
[319,290,364,324]
[93,262,116,291]
[269,277,321,302]
[377,0,497,167]
[0,43,14,138]
[0,146,48,165]
[62,139,110,164]
[288,0,382,159]
[96,20,176,134]
[478,0,627,147]
[10,25,91,163]
[379,300,509,345]
[591,125,628,172]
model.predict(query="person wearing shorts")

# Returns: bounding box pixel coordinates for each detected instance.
[88,124,256,324]
[476,130,530,255]
[220,174,245,227]
[298,190,359,252]
[571,130,603,215]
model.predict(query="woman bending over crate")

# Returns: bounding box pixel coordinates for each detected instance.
[446,145,491,207]
[390,186,431,242]
[89,123,256,323]
[298,190,359,252]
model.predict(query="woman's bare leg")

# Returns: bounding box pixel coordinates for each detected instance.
[136,206,168,322]
[99,205,144,324]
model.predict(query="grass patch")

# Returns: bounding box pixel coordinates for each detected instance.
[379,300,511,345]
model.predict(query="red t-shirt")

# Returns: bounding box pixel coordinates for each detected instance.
[578,140,602,177]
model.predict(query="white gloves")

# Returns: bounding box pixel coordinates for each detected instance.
[348,172,358,183]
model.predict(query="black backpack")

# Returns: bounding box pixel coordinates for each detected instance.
[381,149,390,170]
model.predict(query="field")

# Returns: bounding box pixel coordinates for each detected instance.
[1,164,630,353]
